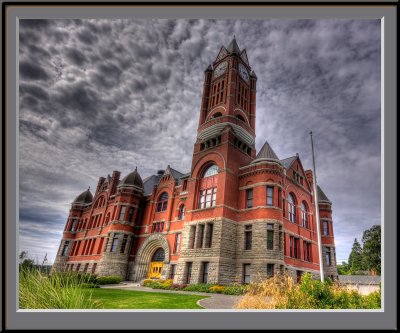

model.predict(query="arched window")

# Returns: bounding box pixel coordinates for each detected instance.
[104,212,110,226]
[156,192,169,212]
[198,164,218,209]
[301,201,309,228]
[178,204,185,220]
[288,193,297,223]
[236,114,245,122]
[152,248,165,262]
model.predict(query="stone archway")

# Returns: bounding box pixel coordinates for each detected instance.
[131,234,170,282]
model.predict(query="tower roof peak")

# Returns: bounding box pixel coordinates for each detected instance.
[226,36,241,54]
[252,140,280,163]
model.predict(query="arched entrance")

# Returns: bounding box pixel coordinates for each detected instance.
[130,234,170,282]
[147,248,165,279]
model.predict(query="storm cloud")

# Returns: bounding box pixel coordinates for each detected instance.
[18,19,381,266]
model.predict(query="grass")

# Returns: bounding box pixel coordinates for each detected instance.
[19,267,100,309]
[235,272,381,309]
[87,288,208,309]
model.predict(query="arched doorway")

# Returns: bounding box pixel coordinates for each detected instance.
[147,248,165,279]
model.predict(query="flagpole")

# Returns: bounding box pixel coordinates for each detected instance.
[310,132,324,283]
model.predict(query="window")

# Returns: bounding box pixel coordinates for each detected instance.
[104,213,110,226]
[267,186,274,206]
[178,205,185,220]
[61,241,69,256]
[267,264,274,278]
[289,236,300,259]
[304,241,312,262]
[152,222,164,233]
[243,264,251,284]
[70,219,77,231]
[173,233,181,254]
[197,224,205,248]
[288,193,296,223]
[97,237,104,254]
[70,264,74,272]
[325,247,331,266]
[202,262,209,283]
[103,236,109,252]
[245,225,252,250]
[120,235,128,253]
[189,226,196,249]
[246,189,253,208]
[301,202,309,228]
[92,263,97,273]
[205,223,213,248]
[76,263,81,272]
[83,263,89,273]
[182,180,188,191]
[110,233,119,252]
[156,192,169,212]
[278,188,282,208]
[323,221,329,236]
[198,165,218,209]
[169,264,176,280]
[118,206,126,221]
[127,207,135,223]
[185,262,193,284]
[267,224,274,250]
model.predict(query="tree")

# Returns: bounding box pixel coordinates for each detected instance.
[337,261,350,275]
[362,225,381,275]
[19,251,35,269]
[348,238,364,274]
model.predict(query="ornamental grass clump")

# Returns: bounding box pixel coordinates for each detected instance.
[19,267,100,309]
[235,272,381,309]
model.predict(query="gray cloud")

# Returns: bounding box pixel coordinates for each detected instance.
[18,19,381,267]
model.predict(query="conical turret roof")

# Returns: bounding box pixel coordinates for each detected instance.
[73,188,93,204]
[226,36,241,54]
[252,140,280,163]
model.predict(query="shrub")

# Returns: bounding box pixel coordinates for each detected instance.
[96,276,122,285]
[235,272,382,310]
[19,267,100,309]
[80,283,100,289]
[208,285,225,294]
[183,283,214,293]
[142,279,153,287]
[222,284,249,295]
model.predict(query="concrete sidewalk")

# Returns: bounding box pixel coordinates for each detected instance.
[100,282,242,309]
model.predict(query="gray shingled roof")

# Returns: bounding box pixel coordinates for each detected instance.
[252,140,279,163]
[143,167,186,196]
[280,156,297,169]
[73,189,93,204]
[317,185,331,203]
[119,168,144,189]
[338,275,381,285]
[226,37,241,54]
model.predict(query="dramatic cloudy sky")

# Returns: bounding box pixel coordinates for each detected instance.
[18,19,381,266]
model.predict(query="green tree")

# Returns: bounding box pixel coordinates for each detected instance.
[337,261,350,275]
[348,238,364,274]
[362,225,381,275]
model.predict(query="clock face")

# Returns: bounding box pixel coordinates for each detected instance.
[214,61,227,78]
[239,63,249,81]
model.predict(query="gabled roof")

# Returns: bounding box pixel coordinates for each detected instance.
[142,166,186,196]
[280,156,297,169]
[317,185,331,204]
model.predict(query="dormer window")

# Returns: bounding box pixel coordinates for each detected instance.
[156,192,169,212]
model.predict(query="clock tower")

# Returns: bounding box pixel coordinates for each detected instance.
[185,37,258,218]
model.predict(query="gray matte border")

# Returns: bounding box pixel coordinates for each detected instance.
[4,3,397,330]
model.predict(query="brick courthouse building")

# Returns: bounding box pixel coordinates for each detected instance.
[53,38,338,284]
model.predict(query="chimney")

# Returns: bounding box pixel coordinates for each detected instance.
[109,170,121,196]
[95,177,106,195]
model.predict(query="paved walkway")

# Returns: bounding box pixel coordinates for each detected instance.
[100,282,243,309]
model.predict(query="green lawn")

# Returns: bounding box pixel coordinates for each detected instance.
[87,288,209,309]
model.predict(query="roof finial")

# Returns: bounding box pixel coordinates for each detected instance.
[88,186,90,191]
[135,166,137,171]
[234,34,236,39]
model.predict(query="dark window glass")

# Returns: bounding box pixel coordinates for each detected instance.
[325,247,331,266]
[243,264,251,284]
[61,241,70,256]
[245,225,252,250]
[118,206,126,221]
[169,264,176,280]
[202,262,209,284]
[246,189,253,208]
[186,262,193,284]
[267,224,274,250]
[205,223,213,248]
[110,234,119,252]
[267,264,274,277]
[120,235,128,253]
[156,192,169,212]
[323,221,329,236]
[127,207,135,223]
[197,225,205,248]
